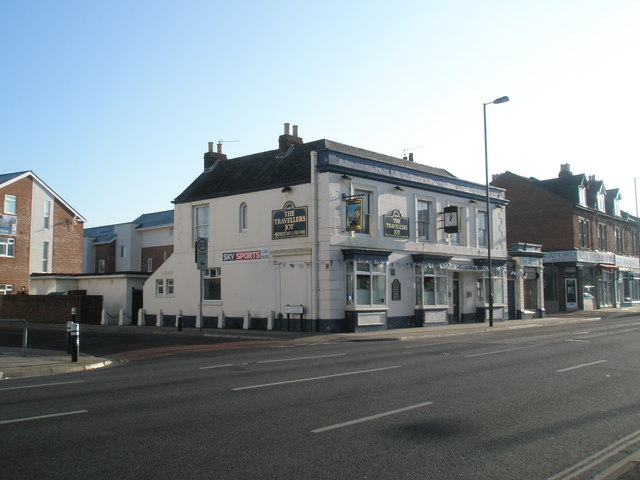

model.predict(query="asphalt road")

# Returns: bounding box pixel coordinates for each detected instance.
[2,317,640,479]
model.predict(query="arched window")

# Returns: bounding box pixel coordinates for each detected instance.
[240,202,248,231]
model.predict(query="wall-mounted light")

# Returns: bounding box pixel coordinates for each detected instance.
[469,199,477,204]
[495,204,504,209]
[281,186,292,192]
[394,185,404,191]
[341,174,352,180]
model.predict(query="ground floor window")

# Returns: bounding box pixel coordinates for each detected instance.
[0,284,13,295]
[478,269,504,304]
[204,267,221,301]
[523,267,537,309]
[346,260,386,306]
[415,264,447,306]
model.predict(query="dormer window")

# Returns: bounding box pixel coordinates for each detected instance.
[578,184,587,206]
[612,193,621,216]
[597,190,606,212]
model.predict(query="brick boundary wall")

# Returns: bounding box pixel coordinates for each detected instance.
[0,295,103,324]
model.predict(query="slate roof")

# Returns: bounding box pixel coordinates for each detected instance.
[0,171,29,186]
[133,210,174,229]
[537,174,587,204]
[84,224,116,244]
[174,139,455,204]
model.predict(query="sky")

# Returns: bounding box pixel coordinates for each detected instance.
[2,0,639,227]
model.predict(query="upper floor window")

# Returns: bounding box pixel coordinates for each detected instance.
[0,237,15,257]
[578,185,587,206]
[417,200,431,241]
[166,278,174,295]
[612,195,621,216]
[42,241,49,272]
[43,201,51,229]
[597,224,607,250]
[4,195,16,215]
[98,259,106,273]
[597,191,606,212]
[193,205,209,241]
[615,227,623,253]
[449,207,462,245]
[155,279,164,295]
[147,258,153,272]
[578,220,589,248]
[477,211,488,247]
[239,202,248,231]
[120,245,127,258]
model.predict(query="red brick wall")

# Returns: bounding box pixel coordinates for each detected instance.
[52,200,83,273]
[492,172,576,250]
[0,176,33,292]
[141,244,173,272]
[94,243,116,273]
[0,294,103,324]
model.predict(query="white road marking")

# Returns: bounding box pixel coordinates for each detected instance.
[464,343,545,358]
[547,428,640,480]
[404,342,444,349]
[565,339,591,343]
[257,353,346,364]
[0,410,88,425]
[312,401,434,433]
[556,359,607,373]
[0,380,85,392]
[233,365,402,391]
[199,364,234,370]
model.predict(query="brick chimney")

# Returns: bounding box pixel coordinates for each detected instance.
[204,141,227,170]
[278,123,303,152]
[558,163,572,178]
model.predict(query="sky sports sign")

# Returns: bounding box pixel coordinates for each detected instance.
[221,248,270,263]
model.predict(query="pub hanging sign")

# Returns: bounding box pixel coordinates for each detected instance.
[272,201,308,239]
[383,209,409,238]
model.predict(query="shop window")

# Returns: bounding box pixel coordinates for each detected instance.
[204,267,221,301]
[415,264,448,306]
[0,237,15,257]
[478,269,504,304]
[346,260,386,306]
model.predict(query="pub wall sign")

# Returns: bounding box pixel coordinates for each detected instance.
[272,201,308,239]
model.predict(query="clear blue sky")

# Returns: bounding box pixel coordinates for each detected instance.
[2,0,639,227]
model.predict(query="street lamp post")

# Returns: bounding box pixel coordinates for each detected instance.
[635,177,640,303]
[483,95,509,327]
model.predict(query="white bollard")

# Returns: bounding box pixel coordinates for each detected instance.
[267,311,274,331]
[157,310,163,327]
[243,311,250,330]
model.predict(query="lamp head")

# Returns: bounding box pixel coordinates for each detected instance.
[492,96,510,104]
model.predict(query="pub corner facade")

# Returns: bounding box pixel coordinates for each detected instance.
[143,124,528,332]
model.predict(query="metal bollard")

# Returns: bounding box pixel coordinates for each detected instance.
[66,320,73,354]
[70,322,79,363]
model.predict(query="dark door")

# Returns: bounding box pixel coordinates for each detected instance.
[508,279,516,319]
[132,288,143,325]
[452,278,460,323]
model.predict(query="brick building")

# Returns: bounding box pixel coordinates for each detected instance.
[83,210,174,274]
[492,165,640,312]
[0,171,86,294]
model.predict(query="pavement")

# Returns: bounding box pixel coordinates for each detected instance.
[2,305,639,381]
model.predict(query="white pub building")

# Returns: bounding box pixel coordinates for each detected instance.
[143,125,513,332]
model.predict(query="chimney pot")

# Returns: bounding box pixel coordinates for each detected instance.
[292,125,299,137]
[284,123,290,135]
[208,142,214,153]
[217,142,223,154]
[409,152,414,162]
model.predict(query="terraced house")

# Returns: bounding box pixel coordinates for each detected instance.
[143,124,517,332]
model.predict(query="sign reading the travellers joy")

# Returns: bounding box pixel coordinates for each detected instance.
[222,249,270,263]
[272,201,308,239]
[383,209,409,238]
